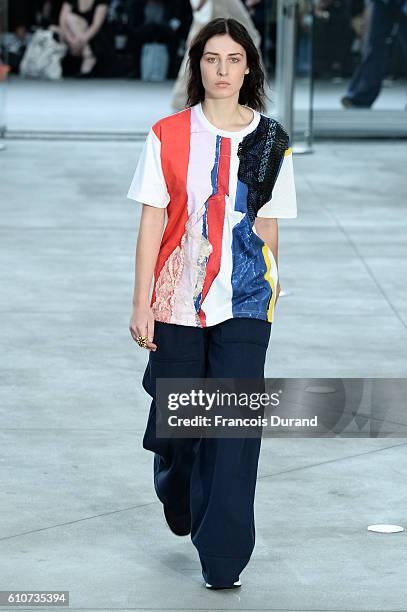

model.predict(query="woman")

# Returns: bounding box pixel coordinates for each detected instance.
[57,0,108,75]
[127,17,297,589]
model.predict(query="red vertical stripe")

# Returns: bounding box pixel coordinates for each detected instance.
[150,110,191,306]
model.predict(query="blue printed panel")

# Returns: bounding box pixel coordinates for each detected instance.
[231,215,272,318]
[235,178,248,214]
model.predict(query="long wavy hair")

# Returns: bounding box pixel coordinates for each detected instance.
[185,17,268,113]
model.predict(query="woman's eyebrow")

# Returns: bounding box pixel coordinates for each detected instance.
[203,52,244,56]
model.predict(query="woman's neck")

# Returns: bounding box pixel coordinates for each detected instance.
[201,98,253,132]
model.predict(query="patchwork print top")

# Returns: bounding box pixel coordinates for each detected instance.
[127,101,297,328]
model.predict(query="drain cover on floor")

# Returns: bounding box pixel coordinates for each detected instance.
[367,524,404,533]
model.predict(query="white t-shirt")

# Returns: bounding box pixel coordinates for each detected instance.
[128,101,297,328]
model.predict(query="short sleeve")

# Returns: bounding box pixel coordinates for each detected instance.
[127,127,170,208]
[256,144,298,219]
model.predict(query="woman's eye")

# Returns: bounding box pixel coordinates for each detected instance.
[206,57,240,63]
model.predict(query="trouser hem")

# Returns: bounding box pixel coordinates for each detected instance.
[198,552,251,586]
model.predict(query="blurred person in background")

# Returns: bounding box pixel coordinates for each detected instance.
[245,0,266,56]
[312,0,354,79]
[341,0,407,107]
[57,0,108,76]
[126,0,182,79]
[1,25,31,73]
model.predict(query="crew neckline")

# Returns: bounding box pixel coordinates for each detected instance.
[196,101,260,138]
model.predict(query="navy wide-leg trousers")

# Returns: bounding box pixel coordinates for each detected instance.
[141,317,271,587]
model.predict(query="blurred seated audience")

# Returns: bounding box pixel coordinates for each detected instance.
[1,25,32,73]
[56,0,110,76]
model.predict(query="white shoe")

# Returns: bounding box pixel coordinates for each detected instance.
[205,578,241,589]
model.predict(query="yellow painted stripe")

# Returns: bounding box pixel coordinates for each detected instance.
[262,244,276,323]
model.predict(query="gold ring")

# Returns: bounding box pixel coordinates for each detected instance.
[136,335,148,348]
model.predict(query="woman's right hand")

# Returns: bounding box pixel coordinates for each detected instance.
[129,304,157,351]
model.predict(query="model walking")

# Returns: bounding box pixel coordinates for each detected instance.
[128,17,297,589]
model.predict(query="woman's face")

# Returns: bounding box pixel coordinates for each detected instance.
[200,34,249,100]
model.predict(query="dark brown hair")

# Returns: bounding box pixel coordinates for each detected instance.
[185,17,268,113]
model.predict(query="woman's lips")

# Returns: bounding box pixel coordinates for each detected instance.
[216,82,230,86]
